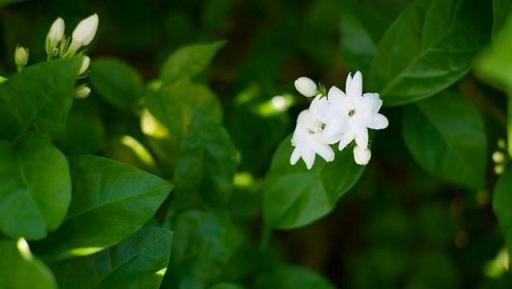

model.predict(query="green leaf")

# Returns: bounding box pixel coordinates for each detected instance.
[174,109,238,210]
[0,238,57,289]
[142,82,222,173]
[89,58,144,111]
[255,265,335,289]
[0,0,23,7]
[493,166,512,255]
[0,58,81,140]
[144,82,222,140]
[34,155,172,261]
[62,102,106,155]
[340,0,411,72]
[164,210,244,289]
[51,226,172,289]
[369,0,492,106]
[339,1,377,72]
[263,136,364,230]
[209,283,245,289]
[402,91,487,190]
[0,132,71,240]
[160,41,225,84]
[476,15,512,91]
[494,0,512,35]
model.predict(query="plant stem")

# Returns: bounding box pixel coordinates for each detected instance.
[508,96,512,157]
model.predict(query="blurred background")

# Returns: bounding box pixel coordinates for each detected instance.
[1,0,511,288]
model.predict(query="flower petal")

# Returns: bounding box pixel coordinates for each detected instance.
[338,130,355,151]
[346,71,362,98]
[327,86,346,104]
[369,113,389,130]
[354,127,369,148]
[301,147,316,169]
[363,93,383,114]
[324,114,348,138]
[309,96,331,123]
[290,148,301,165]
[308,141,335,162]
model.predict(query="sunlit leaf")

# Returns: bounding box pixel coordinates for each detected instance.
[51,226,172,289]
[34,156,172,261]
[0,238,56,289]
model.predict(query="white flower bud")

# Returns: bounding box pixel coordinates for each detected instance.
[14,46,29,70]
[75,85,91,98]
[71,14,99,48]
[47,18,65,44]
[492,151,506,163]
[294,76,317,97]
[79,55,90,75]
[353,145,371,165]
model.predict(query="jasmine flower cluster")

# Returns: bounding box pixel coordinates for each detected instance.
[290,72,388,169]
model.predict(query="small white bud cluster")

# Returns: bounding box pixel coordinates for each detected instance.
[493,139,509,175]
[45,14,98,59]
[42,14,98,99]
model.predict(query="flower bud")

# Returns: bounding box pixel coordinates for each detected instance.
[294,76,317,97]
[492,151,506,163]
[47,18,65,44]
[71,14,99,48]
[79,55,90,75]
[495,164,505,175]
[14,46,29,70]
[75,85,91,98]
[353,145,371,165]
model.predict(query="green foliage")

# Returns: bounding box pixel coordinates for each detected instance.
[35,156,172,261]
[476,15,512,91]
[263,136,364,229]
[402,91,487,190]
[209,283,245,289]
[165,210,243,289]
[255,265,335,289]
[51,226,172,289]
[493,0,512,35]
[161,41,225,85]
[89,58,144,111]
[1,1,511,288]
[0,58,81,141]
[369,0,492,106]
[0,132,71,240]
[0,238,56,289]
[174,109,238,210]
[493,167,512,255]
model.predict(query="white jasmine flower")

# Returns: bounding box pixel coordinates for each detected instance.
[14,46,29,71]
[288,71,388,168]
[79,55,90,75]
[69,14,99,53]
[294,76,318,97]
[324,72,388,151]
[47,18,65,45]
[353,145,371,165]
[75,84,91,98]
[290,110,335,169]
